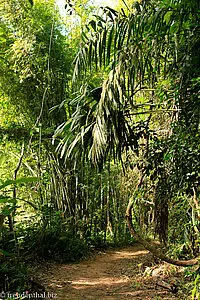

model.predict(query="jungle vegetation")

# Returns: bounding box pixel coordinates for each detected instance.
[0,0,199,296]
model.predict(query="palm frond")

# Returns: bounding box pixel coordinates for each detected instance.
[56,0,200,164]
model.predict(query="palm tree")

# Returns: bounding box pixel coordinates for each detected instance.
[55,0,200,265]
[56,0,199,159]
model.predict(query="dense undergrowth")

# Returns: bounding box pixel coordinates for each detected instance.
[0,220,134,296]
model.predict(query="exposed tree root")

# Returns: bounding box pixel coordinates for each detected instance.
[126,201,199,267]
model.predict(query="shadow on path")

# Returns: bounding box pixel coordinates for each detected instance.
[39,245,182,300]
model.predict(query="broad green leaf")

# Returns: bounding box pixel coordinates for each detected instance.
[0,153,6,165]
[0,249,11,257]
[0,196,14,204]
[0,177,38,190]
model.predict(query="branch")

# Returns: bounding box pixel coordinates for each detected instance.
[156,280,178,294]
[193,186,200,220]
[126,212,199,266]
[126,175,199,267]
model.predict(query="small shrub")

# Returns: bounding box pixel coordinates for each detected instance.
[35,230,88,262]
[0,259,29,293]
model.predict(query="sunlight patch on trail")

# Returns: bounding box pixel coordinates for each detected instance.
[71,277,129,287]
[113,250,148,258]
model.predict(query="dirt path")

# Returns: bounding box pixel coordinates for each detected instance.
[38,245,187,300]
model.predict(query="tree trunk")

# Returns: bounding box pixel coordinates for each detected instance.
[126,195,199,267]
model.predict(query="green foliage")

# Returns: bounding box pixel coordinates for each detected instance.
[35,230,88,262]
[191,274,200,300]
[54,0,200,251]
[0,0,200,295]
[0,177,38,218]
[1,212,88,262]
[0,0,71,127]
[0,177,38,190]
[56,0,200,168]
[0,0,136,295]
[0,260,29,292]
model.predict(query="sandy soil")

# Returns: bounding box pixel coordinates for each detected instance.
[36,245,188,300]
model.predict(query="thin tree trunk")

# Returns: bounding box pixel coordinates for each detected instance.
[126,174,199,267]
